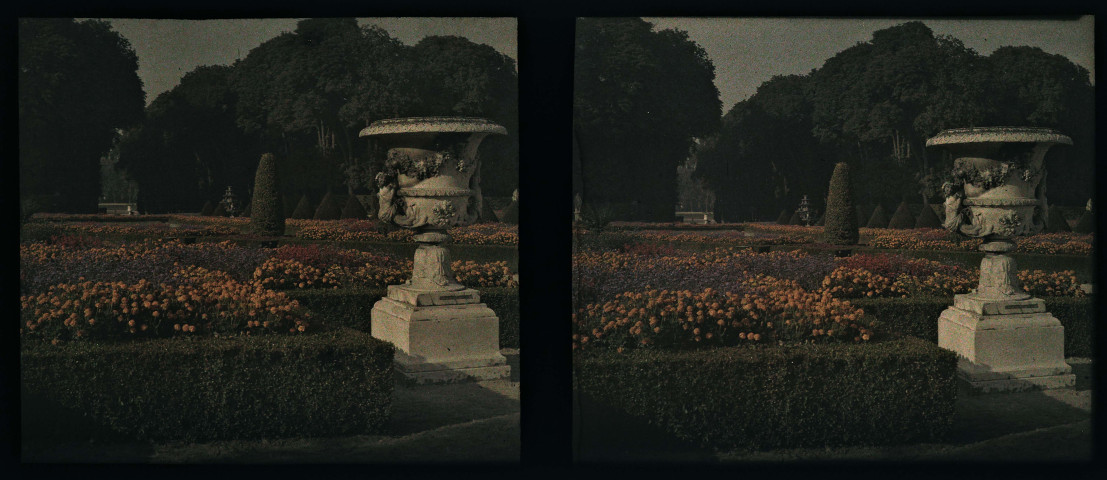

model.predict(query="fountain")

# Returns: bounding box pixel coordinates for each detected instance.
[361,116,510,383]
[928,126,1075,392]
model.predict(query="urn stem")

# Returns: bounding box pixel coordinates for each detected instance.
[410,229,464,291]
[975,235,1029,301]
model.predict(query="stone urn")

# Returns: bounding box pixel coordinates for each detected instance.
[360,116,510,383]
[927,126,1075,392]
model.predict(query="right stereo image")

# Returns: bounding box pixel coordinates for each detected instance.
[571,16,1094,463]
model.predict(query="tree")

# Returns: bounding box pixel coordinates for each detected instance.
[697,74,825,222]
[775,210,790,225]
[406,36,520,197]
[250,153,285,235]
[20,18,145,212]
[200,201,215,216]
[823,162,859,245]
[574,18,721,221]
[982,46,1094,206]
[888,201,915,229]
[810,21,985,200]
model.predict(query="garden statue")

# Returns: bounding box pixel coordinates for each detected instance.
[927,126,1075,392]
[797,195,812,226]
[221,186,238,217]
[361,116,510,383]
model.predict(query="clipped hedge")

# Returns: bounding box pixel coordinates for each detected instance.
[286,287,520,349]
[21,328,394,443]
[852,295,1094,357]
[574,336,957,451]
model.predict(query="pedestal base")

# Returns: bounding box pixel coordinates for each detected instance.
[371,288,509,384]
[938,295,1074,393]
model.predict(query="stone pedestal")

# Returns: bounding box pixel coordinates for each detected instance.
[371,285,510,384]
[938,293,1074,393]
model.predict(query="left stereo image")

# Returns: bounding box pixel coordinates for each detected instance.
[19,16,521,463]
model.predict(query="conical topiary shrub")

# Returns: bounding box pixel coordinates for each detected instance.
[814,213,825,226]
[915,203,942,229]
[361,195,379,219]
[240,201,251,218]
[211,203,228,217]
[500,200,519,225]
[775,210,790,225]
[866,205,889,229]
[313,191,342,220]
[290,194,314,219]
[1073,207,1094,233]
[283,195,297,218]
[340,194,368,219]
[856,204,871,227]
[823,162,858,245]
[1045,205,1071,233]
[249,153,284,235]
[481,199,499,223]
[200,200,215,216]
[888,201,914,229]
[788,210,803,225]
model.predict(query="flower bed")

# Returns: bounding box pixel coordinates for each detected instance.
[20,272,315,344]
[579,224,1093,256]
[291,219,518,246]
[574,336,957,451]
[22,327,393,442]
[25,215,520,246]
[572,247,1082,310]
[21,221,239,241]
[572,278,877,353]
[572,247,836,306]
[869,229,1092,255]
[21,239,519,345]
[608,221,746,231]
[33,213,172,222]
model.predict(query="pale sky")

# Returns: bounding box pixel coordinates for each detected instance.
[645,16,1095,112]
[91,18,518,105]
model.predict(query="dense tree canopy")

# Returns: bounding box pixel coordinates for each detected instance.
[20,18,145,213]
[111,18,518,213]
[695,21,1094,220]
[574,17,721,221]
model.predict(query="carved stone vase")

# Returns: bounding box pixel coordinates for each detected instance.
[927,126,1075,392]
[361,117,510,383]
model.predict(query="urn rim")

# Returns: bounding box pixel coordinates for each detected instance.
[359,116,507,137]
[925,126,1072,147]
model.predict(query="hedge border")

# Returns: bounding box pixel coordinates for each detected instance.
[286,287,520,349]
[21,328,394,443]
[574,336,957,451]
